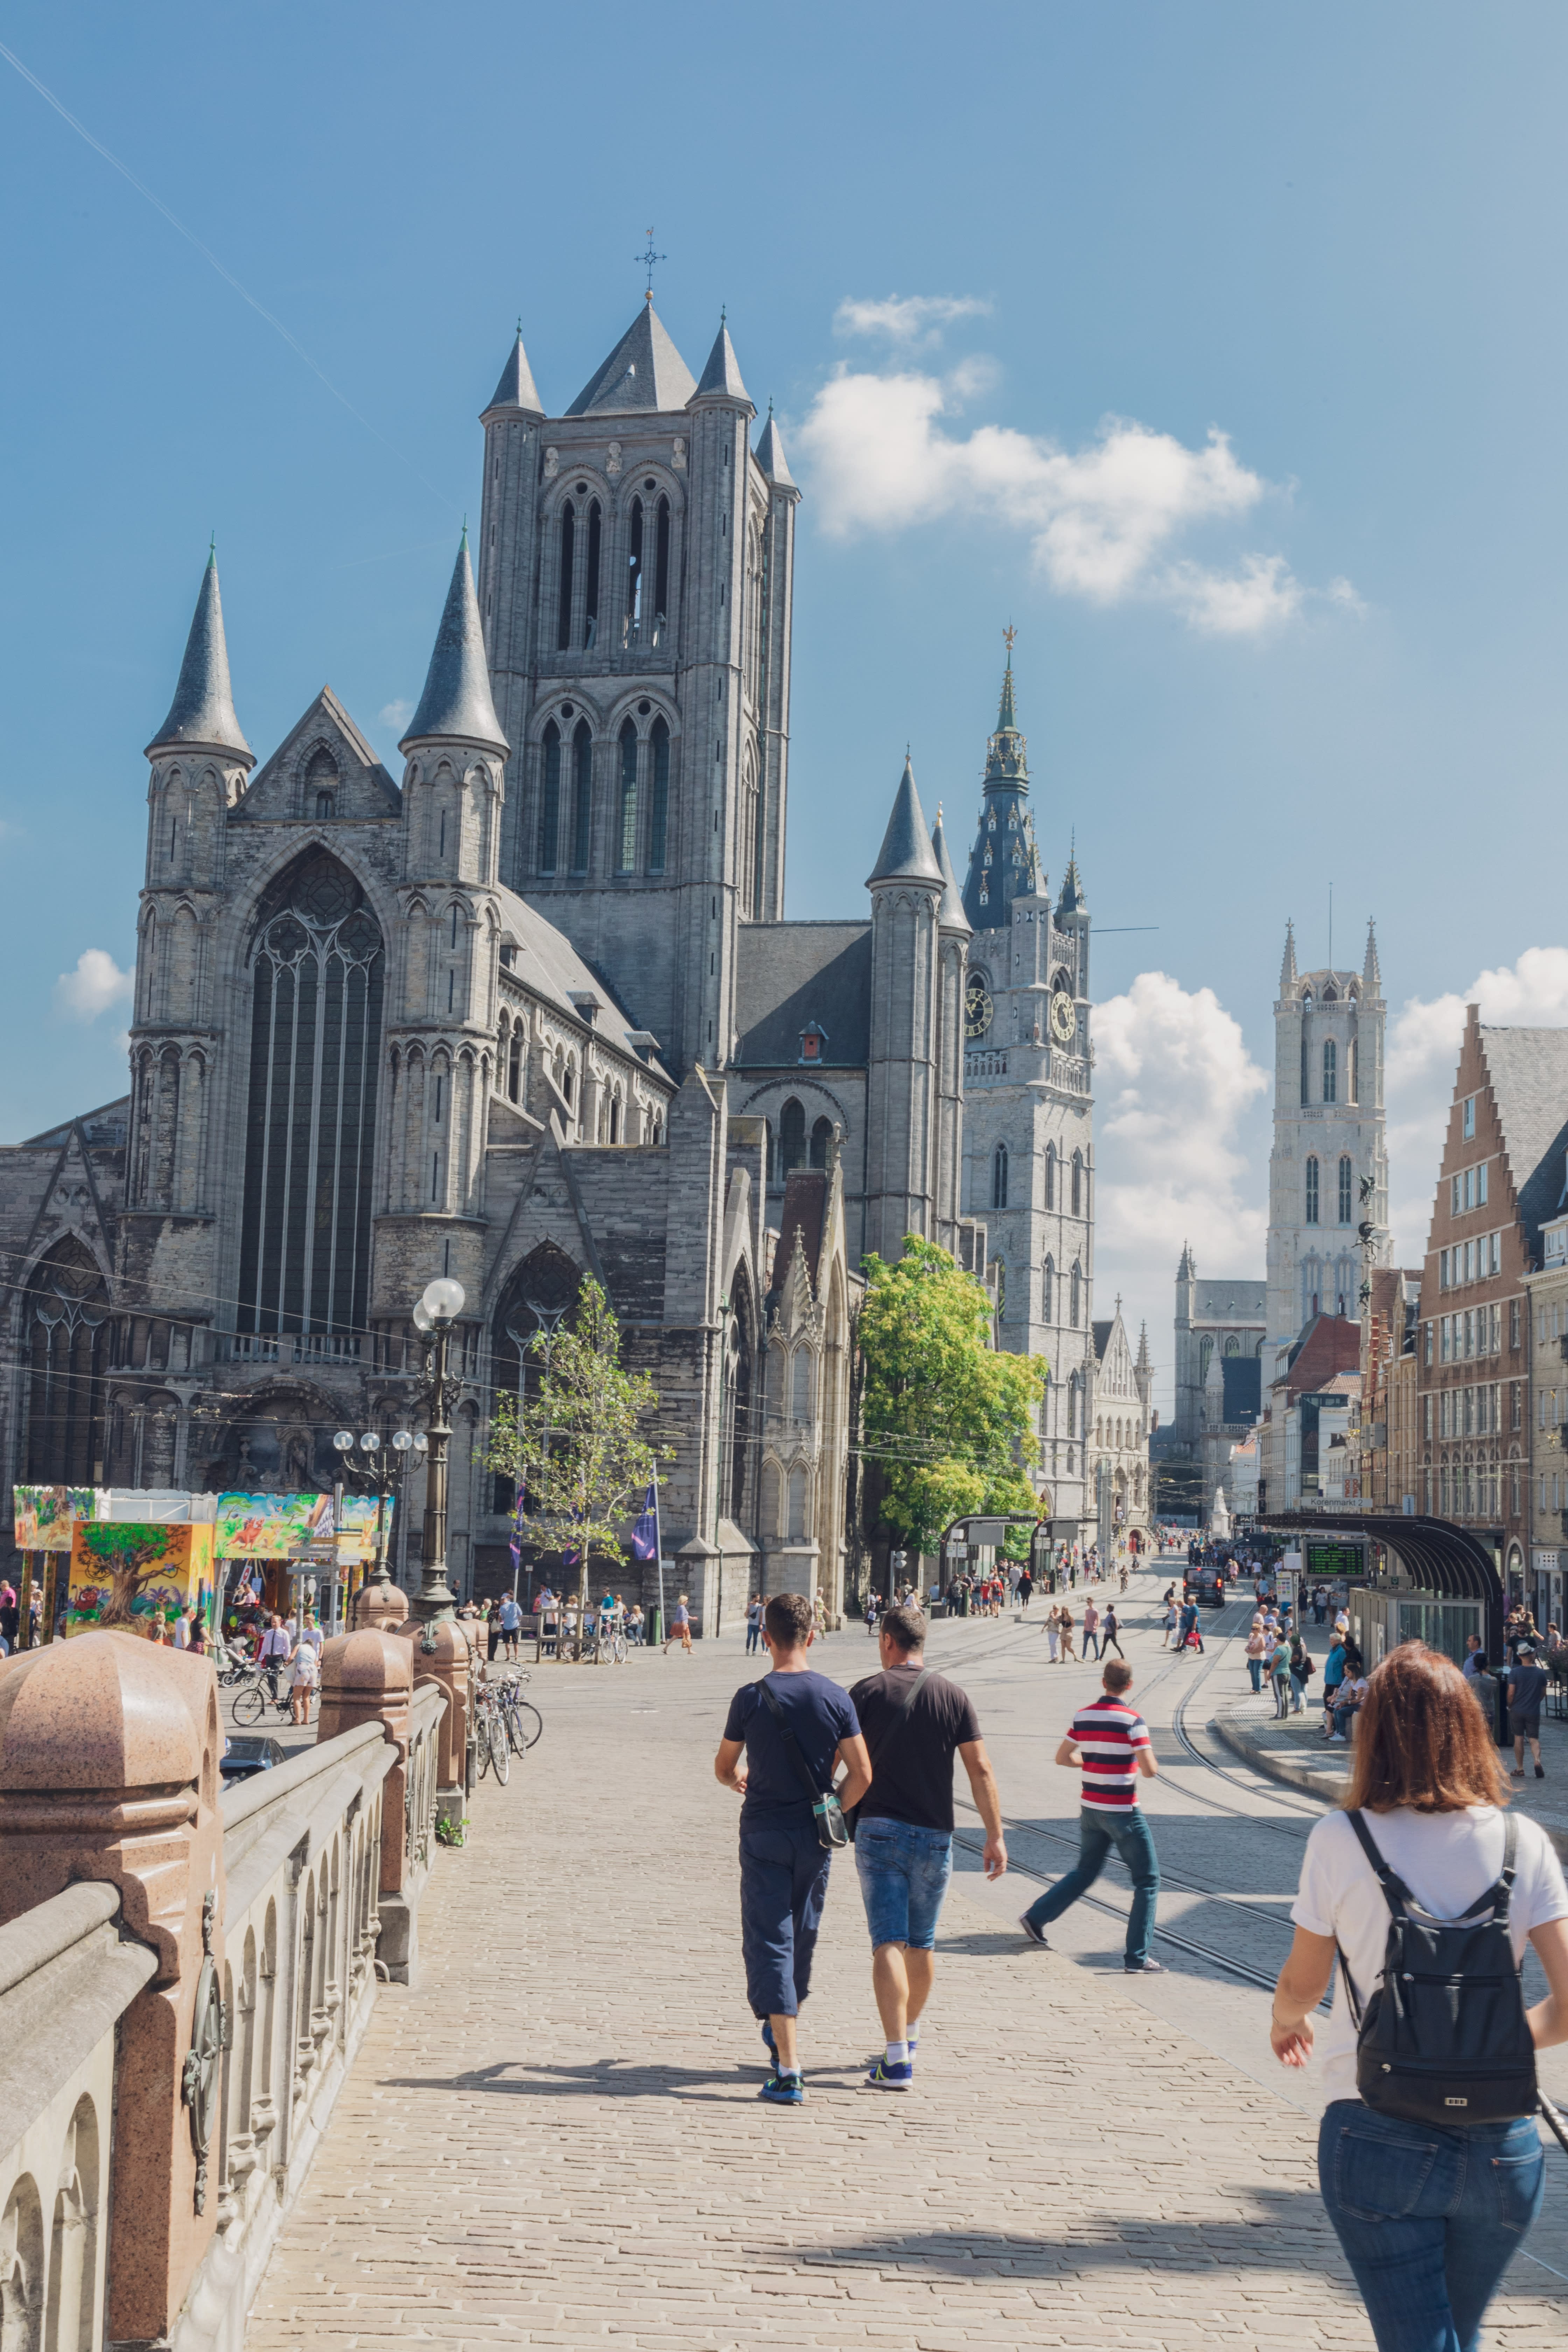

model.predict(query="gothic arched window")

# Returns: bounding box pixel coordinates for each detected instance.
[583,500,601,648]
[1067,1371,1080,1437]
[1306,1155,1320,1225]
[1323,1038,1337,1103]
[654,496,671,632]
[570,721,592,873]
[1045,1142,1056,1209]
[538,722,561,875]
[1300,1030,1310,1105]
[556,503,575,651]
[1350,1034,1360,1103]
[1071,1149,1083,1217]
[490,1240,581,1513]
[507,1026,523,1103]
[625,496,644,639]
[306,744,338,821]
[810,1116,832,1170]
[617,719,638,872]
[1338,1155,1354,1225]
[648,718,670,873]
[23,1237,109,1484]
[238,850,383,1337]
[778,1097,805,1178]
[1042,1255,1054,1322]
[993,1142,1008,1210]
[1070,1261,1081,1327]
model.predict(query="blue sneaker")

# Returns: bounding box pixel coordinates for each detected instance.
[866,2058,913,2091]
[758,2071,804,2105]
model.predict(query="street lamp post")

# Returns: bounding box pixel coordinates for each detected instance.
[331,1426,420,1621]
[409,1277,466,1625]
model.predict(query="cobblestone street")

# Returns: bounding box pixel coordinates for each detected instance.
[248,1607,1568,2350]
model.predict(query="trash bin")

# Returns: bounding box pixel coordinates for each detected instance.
[646,1606,662,1646]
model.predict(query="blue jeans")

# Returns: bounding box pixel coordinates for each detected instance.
[1022,1806,1160,1967]
[738,1820,832,2019]
[745,1622,761,1653]
[1317,2101,1544,2351]
[1247,1658,1263,1693]
[853,1817,953,1949]
[1083,1630,1101,1658]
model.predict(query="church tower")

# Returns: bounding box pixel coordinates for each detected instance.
[957,646,1096,1537]
[475,301,797,1078]
[864,759,947,1264]
[1265,916,1390,1382]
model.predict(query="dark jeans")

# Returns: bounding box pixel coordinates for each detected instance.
[1317,2101,1543,2350]
[1022,1806,1160,1966]
[745,1623,761,1653]
[738,1820,832,2019]
[1083,1630,1101,1658]
[1248,1658,1264,1693]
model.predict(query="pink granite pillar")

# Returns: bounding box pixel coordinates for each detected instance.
[0,1631,226,2343]
[401,1617,475,1819]
[315,1628,412,1897]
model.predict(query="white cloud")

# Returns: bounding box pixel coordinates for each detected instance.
[794,362,1348,635]
[834,294,993,346]
[54,948,133,1022]
[1091,972,1271,1402]
[380,698,413,733]
[1386,946,1568,1264]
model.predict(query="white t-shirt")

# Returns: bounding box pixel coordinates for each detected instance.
[291,1645,319,1687]
[1292,1805,1568,2104]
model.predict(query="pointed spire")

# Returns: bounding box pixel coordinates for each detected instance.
[1177,1240,1194,1280]
[482,324,545,419]
[1281,918,1298,991]
[1136,1320,1151,1370]
[566,305,697,416]
[867,756,943,888]
[691,318,754,411]
[754,404,797,489]
[997,663,1017,733]
[1363,917,1381,990]
[146,550,254,765]
[929,804,972,934]
[400,534,509,755]
[1057,853,1087,917]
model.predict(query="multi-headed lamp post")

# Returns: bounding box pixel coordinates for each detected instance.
[330,1425,424,1611]
[409,1276,466,1624]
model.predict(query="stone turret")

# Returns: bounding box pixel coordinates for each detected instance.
[928,805,971,1251]
[864,759,944,1263]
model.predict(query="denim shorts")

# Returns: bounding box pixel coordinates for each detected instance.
[853,1815,953,1949]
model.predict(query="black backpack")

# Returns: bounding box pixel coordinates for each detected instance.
[1338,1809,1537,2127]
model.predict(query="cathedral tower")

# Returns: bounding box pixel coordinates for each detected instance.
[476,303,797,1078]
[1265,916,1390,1381]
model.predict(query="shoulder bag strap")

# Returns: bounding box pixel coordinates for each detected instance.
[757,1678,832,1805]
[1344,1807,1416,1917]
[1488,1809,1520,1924]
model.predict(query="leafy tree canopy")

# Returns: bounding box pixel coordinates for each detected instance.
[859,1236,1046,1558]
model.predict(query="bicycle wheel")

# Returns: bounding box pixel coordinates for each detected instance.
[232,1684,265,1727]
[611,1633,627,1664]
[516,1700,543,1748]
[502,1696,528,1757]
[488,1709,510,1784]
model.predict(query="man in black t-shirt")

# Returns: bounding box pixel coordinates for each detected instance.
[1508,1645,1548,1780]
[848,1604,1007,2091]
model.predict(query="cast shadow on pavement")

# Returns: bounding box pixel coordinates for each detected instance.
[378,2058,778,2103]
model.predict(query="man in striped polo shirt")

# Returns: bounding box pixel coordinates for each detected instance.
[1017,1658,1163,1972]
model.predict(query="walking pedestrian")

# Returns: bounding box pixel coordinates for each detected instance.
[1269,1642,1568,2352]
[1245,1615,1267,1694]
[713,1593,872,2106]
[259,1612,292,1701]
[1161,1595,1179,1650]
[1018,1568,1033,1610]
[1508,1645,1548,1780]
[1270,1635,1293,1719]
[1288,1631,1312,1715]
[289,1634,319,1727]
[1017,1658,1163,1973]
[1058,1606,1077,1663]
[745,1594,764,1656]
[1177,1595,1204,1655]
[1046,1606,1061,1663]
[1082,1597,1101,1659]
[499,1590,523,1660]
[1100,1603,1125,1660]
[665,1593,693,1654]
[849,1603,1006,2089]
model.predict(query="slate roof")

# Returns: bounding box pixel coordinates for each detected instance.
[565,304,698,416]
[754,412,795,487]
[692,321,752,408]
[962,662,1040,931]
[867,758,943,887]
[492,880,672,1083]
[733,923,872,1069]
[484,330,545,417]
[1481,1023,1568,1258]
[401,536,509,754]
[20,1096,131,1150]
[929,809,971,933]
[776,1171,829,1290]
[147,552,254,764]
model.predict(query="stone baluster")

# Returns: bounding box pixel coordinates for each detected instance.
[0,1631,226,2345]
[401,1617,475,1829]
[314,1628,422,1981]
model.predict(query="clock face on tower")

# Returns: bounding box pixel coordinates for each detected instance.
[1050,989,1077,1045]
[964,975,994,1040]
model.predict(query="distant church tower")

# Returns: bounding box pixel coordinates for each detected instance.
[1265,917,1390,1382]
[958,649,1095,1536]
[476,304,797,1078]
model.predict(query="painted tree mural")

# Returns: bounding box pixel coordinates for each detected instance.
[74,1524,180,1627]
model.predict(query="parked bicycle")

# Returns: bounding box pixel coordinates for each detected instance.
[230,1668,293,1728]
[472,1677,511,1784]
[495,1668,544,1756]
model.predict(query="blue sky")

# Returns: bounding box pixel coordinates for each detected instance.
[3,4,1566,1401]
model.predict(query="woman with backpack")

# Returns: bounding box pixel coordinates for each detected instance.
[1269,1642,1568,2351]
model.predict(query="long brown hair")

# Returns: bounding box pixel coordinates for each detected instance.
[1345,1640,1507,1814]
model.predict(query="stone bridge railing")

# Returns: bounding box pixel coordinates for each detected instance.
[0,1620,469,2352]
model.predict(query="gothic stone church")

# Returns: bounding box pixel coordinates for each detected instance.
[0,299,1097,1623]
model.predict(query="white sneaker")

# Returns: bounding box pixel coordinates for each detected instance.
[1329,1732,1347,1743]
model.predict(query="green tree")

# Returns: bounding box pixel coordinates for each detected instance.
[482,1276,670,1653]
[859,1236,1046,1561]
